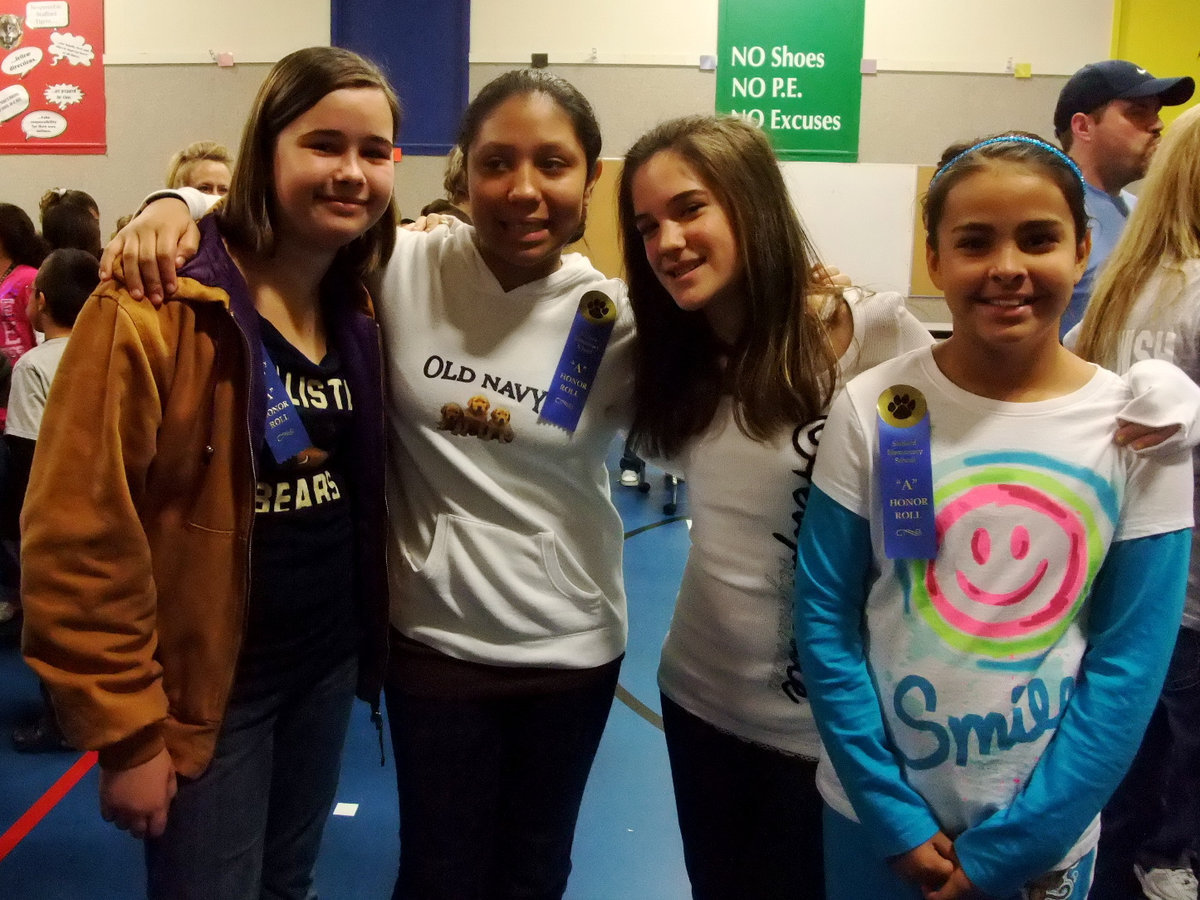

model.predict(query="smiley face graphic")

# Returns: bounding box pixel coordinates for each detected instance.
[909,462,1108,662]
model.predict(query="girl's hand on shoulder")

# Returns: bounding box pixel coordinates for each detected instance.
[98,746,178,839]
[401,213,454,233]
[1116,420,1181,452]
[890,831,956,889]
[810,263,853,289]
[99,199,201,307]
[1115,358,1200,455]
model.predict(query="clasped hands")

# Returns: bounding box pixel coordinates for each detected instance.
[891,831,987,900]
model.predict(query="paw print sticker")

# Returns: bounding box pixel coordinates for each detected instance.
[877,384,927,429]
[888,393,917,421]
[578,290,617,325]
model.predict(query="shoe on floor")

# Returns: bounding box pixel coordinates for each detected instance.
[619,469,641,487]
[12,715,72,753]
[1136,863,1199,900]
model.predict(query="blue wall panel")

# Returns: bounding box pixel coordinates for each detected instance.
[332,0,470,156]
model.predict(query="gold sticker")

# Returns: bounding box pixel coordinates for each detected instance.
[578,290,618,325]
[877,385,927,429]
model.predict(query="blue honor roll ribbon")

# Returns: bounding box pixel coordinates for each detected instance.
[876,385,937,559]
[540,290,618,432]
[261,341,313,465]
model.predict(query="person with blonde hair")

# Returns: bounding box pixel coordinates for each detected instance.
[164,140,234,196]
[1075,102,1200,900]
[418,144,471,223]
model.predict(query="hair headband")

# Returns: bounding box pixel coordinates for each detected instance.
[929,135,1085,188]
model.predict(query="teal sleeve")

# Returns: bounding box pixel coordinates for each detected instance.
[955,529,1190,897]
[794,484,942,859]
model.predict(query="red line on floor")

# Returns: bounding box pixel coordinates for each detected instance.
[0,750,97,862]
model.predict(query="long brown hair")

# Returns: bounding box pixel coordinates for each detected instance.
[1075,105,1200,367]
[216,46,400,282]
[618,115,835,458]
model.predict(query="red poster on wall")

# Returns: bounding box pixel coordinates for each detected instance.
[0,0,105,154]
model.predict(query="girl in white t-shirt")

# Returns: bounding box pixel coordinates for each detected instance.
[795,133,1193,899]
[619,114,933,898]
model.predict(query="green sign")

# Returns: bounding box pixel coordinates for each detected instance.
[716,0,865,162]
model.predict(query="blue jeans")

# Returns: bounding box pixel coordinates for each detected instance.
[1093,626,1200,899]
[661,693,824,899]
[823,806,1095,899]
[145,652,357,900]
[385,661,620,900]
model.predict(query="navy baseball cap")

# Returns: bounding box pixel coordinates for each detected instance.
[1054,60,1194,134]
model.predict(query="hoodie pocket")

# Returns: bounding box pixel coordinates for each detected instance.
[417,513,604,639]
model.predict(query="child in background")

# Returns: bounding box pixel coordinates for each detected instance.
[619,114,933,898]
[39,188,102,258]
[20,47,395,899]
[0,203,46,624]
[6,248,96,528]
[7,247,96,753]
[38,188,99,220]
[1075,103,1200,900]
[795,133,1193,899]
[0,204,45,372]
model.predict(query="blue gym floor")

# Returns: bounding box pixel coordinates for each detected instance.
[0,443,693,898]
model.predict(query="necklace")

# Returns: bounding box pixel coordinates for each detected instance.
[0,262,15,284]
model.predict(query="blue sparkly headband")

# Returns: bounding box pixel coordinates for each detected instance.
[929,135,1085,188]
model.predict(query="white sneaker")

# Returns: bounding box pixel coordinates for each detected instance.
[1136,864,1199,900]
[619,469,641,487]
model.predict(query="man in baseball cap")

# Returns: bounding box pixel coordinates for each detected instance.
[1055,60,1194,337]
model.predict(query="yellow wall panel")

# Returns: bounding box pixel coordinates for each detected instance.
[1113,0,1200,127]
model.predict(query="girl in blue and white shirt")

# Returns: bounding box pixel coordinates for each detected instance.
[795,134,1193,900]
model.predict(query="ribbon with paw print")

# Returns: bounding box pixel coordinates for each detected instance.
[540,290,618,432]
[877,385,937,559]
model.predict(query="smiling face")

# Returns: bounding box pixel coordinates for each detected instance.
[465,91,598,291]
[915,479,1091,661]
[630,149,744,339]
[271,86,395,257]
[927,161,1089,353]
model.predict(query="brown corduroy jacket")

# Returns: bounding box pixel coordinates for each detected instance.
[20,227,390,778]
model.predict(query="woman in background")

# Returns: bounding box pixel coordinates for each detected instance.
[165,140,234,196]
[1075,103,1200,900]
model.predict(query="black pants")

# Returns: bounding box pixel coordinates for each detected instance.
[386,661,620,900]
[661,693,825,899]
